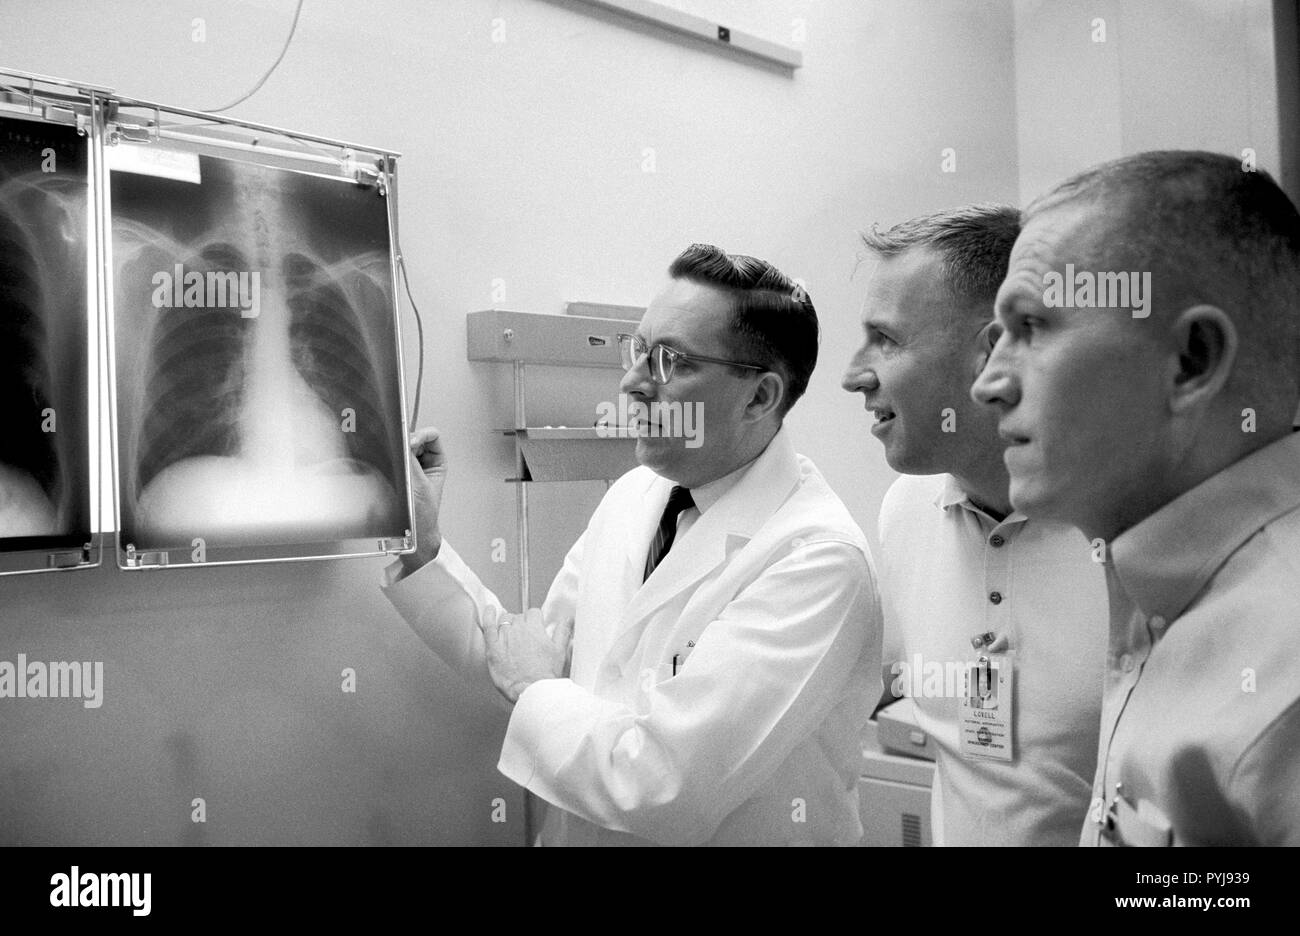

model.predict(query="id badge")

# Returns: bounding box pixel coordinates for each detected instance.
[959,655,1014,762]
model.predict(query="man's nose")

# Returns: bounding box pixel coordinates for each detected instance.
[841,356,879,394]
[619,354,656,398]
[971,340,1019,409]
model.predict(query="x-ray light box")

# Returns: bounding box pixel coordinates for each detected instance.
[105,122,414,568]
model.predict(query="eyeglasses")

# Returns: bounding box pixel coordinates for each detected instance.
[616,333,765,385]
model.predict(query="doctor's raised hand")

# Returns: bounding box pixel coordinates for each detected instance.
[401,426,448,572]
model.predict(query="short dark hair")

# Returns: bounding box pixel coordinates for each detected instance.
[668,243,818,415]
[860,203,1021,313]
[1026,150,1300,413]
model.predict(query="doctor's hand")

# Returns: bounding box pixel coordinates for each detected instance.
[481,606,575,704]
[401,426,448,572]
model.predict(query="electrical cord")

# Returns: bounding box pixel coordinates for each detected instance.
[201,0,305,113]
[396,250,426,431]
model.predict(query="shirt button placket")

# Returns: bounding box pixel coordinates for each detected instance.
[985,525,1010,626]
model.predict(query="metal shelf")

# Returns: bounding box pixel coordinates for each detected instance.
[467,309,628,367]
[466,308,643,605]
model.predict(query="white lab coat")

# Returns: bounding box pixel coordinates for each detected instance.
[383,427,880,845]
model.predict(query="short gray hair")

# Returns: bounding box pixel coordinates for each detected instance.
[1026,150,1300,417]
[861,203,1020,312]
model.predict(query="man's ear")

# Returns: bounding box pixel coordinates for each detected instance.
[1168,304,1237,415]
[973,321,1003,377]
[745,370,787,422]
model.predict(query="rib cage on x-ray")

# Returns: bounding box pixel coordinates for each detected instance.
[112,155,407,552]
[0,198,59,503]
[283,251,398,486]
[130,246,397,497]
[0,122,89,545]
[134,241,252,498]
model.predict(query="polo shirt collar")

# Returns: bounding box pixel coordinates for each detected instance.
[935,474,969,510]
[1110,430,1300,623]
[933,473,1027,526]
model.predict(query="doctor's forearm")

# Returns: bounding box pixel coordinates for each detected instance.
[501,687,724,844]
[383,543,502,695]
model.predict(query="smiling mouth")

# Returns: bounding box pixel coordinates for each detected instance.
[868,407,896,425]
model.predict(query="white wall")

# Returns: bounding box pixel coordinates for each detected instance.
[1013,0,1292,203]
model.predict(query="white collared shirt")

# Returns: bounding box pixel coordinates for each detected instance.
[670,449,756,544]
[878,473,1108,846]
[1083,430,1300,846]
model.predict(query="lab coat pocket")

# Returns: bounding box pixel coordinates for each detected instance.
[632,661,676,711]
[667,641,697,676]
[638,650,693,690]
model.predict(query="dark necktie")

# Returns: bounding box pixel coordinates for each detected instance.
[644,485,695,582]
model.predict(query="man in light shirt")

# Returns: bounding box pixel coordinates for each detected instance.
[973,151,1300,845]
[842,205,1108,845]
[386,244,880,846]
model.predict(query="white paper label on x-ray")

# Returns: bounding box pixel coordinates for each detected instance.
[105,145,201,184]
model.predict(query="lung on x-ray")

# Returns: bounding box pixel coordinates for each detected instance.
[109,149,411,562]
[0,114,92,559]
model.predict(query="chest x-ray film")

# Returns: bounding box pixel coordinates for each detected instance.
[0,113,94,570]
[108,145,412,566]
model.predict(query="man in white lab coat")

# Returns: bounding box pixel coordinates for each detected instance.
[384,244,880,846]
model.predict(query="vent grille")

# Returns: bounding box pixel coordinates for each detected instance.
[901,813,923,847]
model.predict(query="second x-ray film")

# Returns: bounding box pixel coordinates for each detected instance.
[109,147,410,562]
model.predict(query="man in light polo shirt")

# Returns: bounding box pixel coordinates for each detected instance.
[842,205,1108,845]
[973,151,1300,845]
